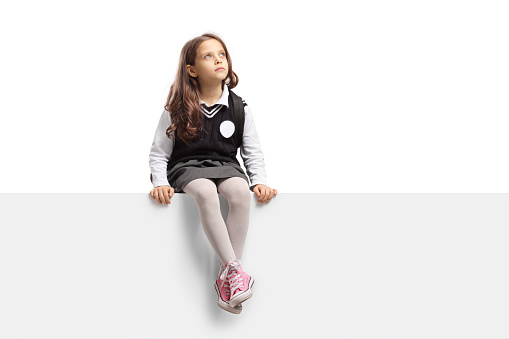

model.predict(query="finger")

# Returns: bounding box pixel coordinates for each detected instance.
[164,189,172,204]
[257,188,264,202]
[169,187,174,198]
[263,189,270,203]
[159,190,168,204]
[154,191,162,204]
[161,189,171,204]
[264,190,270,203]
[267,190,275,202]
[259,189,268,203]
[157,189,167,204]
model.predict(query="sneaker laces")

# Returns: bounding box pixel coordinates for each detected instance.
[220,259,245,296]
[217,264,231,297]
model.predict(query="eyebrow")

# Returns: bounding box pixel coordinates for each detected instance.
[200,50,225,57]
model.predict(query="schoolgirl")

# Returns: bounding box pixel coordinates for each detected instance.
[148,33,277,314]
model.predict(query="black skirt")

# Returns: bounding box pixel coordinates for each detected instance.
[167,158,250,193]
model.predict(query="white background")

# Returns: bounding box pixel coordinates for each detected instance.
[1,2,509,338]
[1,0,508,193]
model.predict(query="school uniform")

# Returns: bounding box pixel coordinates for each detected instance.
[149,85,267,193]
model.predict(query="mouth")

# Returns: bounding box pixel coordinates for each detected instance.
[215,67,225,71]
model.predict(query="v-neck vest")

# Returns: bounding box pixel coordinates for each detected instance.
[166,93,242,171]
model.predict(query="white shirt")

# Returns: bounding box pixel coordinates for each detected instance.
[149,87,267,190]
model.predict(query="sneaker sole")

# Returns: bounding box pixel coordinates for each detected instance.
[214,282,242,314]
[229,277,254,308]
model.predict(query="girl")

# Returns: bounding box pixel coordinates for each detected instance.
[148,33,277,314]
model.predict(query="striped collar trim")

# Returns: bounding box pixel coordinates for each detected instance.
[199,85,229,118]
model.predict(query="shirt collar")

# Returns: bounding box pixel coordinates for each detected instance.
[199,84,229,108]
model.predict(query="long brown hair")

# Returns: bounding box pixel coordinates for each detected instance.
[164,33,239,145]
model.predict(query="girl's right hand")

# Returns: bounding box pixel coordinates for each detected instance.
[150,185,174,205]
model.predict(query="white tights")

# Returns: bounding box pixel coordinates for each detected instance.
[182,177,251,266]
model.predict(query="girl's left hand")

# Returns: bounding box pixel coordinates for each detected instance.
[253,184,278,203]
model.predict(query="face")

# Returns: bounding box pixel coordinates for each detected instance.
[187,39,229,85]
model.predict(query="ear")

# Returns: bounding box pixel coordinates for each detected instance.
[186,64,197,78]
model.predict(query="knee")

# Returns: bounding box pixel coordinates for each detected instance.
[226,186,251,208]
[193,187,219,205]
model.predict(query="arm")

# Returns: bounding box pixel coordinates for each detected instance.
[149,109,174,188]
[239,104,267,192]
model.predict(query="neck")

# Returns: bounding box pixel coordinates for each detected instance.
[199,81,224,106]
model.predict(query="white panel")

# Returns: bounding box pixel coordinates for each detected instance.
[0,193,508,337]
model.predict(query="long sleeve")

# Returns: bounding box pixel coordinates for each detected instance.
[149,109,174,188]
[240,104,267,191]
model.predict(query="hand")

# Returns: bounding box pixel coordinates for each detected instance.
[253,184,278,204]
[150,185,174,205]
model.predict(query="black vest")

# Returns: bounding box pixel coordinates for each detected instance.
[166,88,245,172]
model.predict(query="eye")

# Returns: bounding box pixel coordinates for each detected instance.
[205,52,225,59]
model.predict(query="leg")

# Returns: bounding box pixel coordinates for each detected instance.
[216,177,251,265]
[183,178,236,265]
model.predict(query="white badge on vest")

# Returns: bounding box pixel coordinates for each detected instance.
[220,120,235,138]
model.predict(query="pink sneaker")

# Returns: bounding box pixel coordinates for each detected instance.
[215,262,242,314]
[224,259,254,308]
